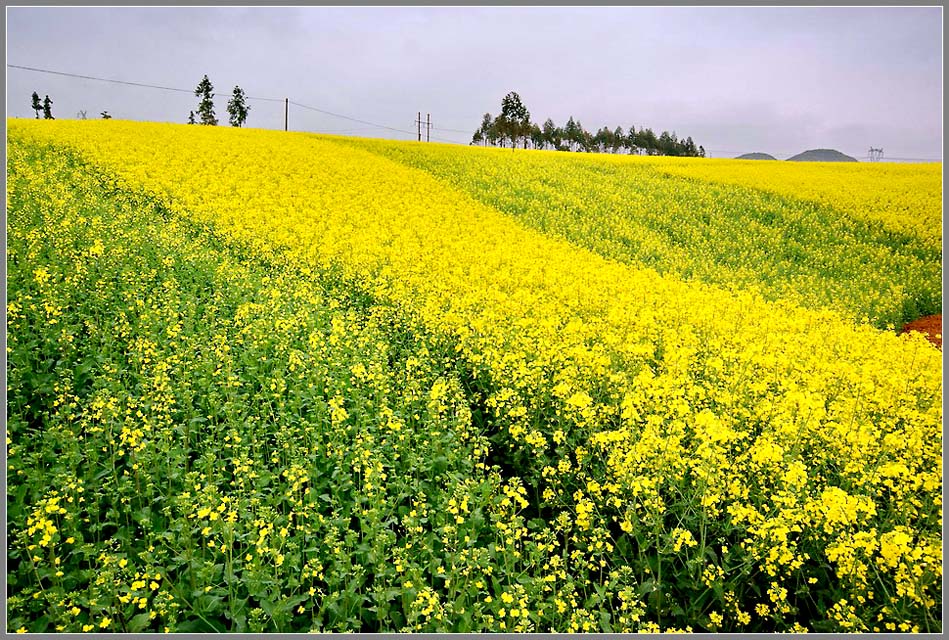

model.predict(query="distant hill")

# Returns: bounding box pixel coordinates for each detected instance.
[786,149,858,162]
[735,152,777,160]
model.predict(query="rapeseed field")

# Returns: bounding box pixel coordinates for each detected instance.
[7,119,942,632]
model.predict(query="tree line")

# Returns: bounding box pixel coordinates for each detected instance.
[189,75,250,127]
[26,75,250,127]
[29,92,55,119]
[29,91,111,120]
[472,91,705,157]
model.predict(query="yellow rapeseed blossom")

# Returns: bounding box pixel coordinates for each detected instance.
[6,119,941,634]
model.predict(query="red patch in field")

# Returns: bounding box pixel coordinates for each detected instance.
[900,314,942,349]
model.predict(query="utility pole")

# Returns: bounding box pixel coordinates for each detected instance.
[426,113,431,142]
[415,111,422,141]
[285,98,289,131]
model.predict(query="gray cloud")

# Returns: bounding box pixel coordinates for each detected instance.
[6,7,942,158]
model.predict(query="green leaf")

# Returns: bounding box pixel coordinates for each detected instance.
[128,612,152,633]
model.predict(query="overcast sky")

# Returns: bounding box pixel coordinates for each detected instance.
[6,7,943,159]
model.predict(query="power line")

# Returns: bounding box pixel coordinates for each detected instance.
[316,127,402,134]
[293,102,465,143]
[8,62,465,141]
[13,64,932,156]
[432,125,473,134]
[290,100,418,137]
[7,63,284,102]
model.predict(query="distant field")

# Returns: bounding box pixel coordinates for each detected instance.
[7,119,942,633]
[649,156,942,245]
[338,137,941,327]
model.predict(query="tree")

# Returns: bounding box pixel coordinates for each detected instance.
[227,85,250,127]
[485,117,500,147]
[42,95,54,120]
[638,127,658,155]
[474,113,501,147]
[626,126,639,154]
[499,91,531,149]
[31,92,42,118]
[194,75,217,125]
[101,111,112,119]
[683,136,697,157]
[77,110,87,120]
[569,118,589,152]
[594,126,613,153]
[542,118,559,150]
[529,123,545,150]
[612,126,625,154]
[580,128,595,153]
[473,112,493,146]
[563,117,578,151]
[188,111,196,125]
[493,114,511,148]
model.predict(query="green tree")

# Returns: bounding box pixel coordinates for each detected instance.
[100,111,112,119]
[570,118,589,152]
[227,85,250,127]
[194,75,217,126]
[563,117,578,151]
[500,91,531,149]
[31,92,42,119]
[612,126,625,154]
[486,117,501,147]
[473,112,493,146]
[188,111,196,125]
[42,95,54,120]
[542,118,559,150]
[529,122,545,150]
[493,114,512,148]
[580,127,595,153]
[594,126,613,153]
[683,136,697,157]
[626,126,638,154]
[638,127,658,155]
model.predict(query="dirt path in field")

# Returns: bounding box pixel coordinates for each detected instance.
[900,314,942,349]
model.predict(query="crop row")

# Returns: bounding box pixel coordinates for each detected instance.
[651,156,942,246]
[8,120,943,632]
[342,137,941,328]
[8,140,503,632]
